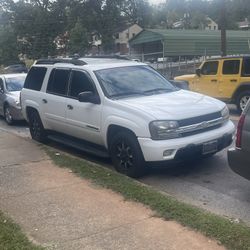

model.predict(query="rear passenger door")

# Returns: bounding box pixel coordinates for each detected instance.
[43,68,70,132]
[65,70,103,145]
[218,59,241,99]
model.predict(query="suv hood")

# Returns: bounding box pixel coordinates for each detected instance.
[118,90,224,120]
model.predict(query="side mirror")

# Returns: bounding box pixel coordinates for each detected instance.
[78,91,100,104]
[0,86,4,94]
[196,68,201,77]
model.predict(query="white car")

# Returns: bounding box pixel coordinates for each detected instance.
[21,57,235,177]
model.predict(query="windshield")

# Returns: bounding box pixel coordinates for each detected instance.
[5,75,26,92]
[95,66,176,99]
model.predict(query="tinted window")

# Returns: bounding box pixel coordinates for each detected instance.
[5,75,26,92]
[242,58,250,76]
[24,67,47,91]
[223,60,240,75]
[69,71,94,98]
[47,69,70,96]
[201,61,218,75]
[0,79,3,92]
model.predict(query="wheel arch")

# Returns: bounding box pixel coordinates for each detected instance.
[232,82,250,102]
[106,125,137,150]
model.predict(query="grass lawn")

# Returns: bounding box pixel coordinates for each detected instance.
[0,211,43,250]
[45,146,250,250]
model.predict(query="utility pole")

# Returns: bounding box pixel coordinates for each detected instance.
[220,0,227,56]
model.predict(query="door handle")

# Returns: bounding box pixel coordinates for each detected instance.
[230,79,237,83]
[42,99,47,104]
[211,79,217,82]
[67,104,73,110]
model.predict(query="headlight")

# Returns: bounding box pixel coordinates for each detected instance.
[221,106,229,122]
[149,121,180,140]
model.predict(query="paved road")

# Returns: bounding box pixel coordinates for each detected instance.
[1,106,250,226]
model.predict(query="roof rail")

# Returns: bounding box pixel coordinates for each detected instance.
[83,55,130,60]
[35,59,87,66]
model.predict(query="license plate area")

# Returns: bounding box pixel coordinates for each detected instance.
[202,140,218,155]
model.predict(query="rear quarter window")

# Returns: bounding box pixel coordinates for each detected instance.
[24,67,47,91]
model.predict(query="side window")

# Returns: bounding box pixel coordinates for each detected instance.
[47,69,70,96]
[201,61,218,75]
[24,67,47,91]
[0,78,4,93]
[223,60,240,75]
[69,71,95,98]
[242,58,250,76]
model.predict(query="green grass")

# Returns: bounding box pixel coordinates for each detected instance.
[45,147,250,250]
[0,211,43,250]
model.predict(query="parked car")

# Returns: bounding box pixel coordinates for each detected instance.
[21,58,234,177]
[4,64,28,74]
[174,56,250,113]
[228,99,250,180]
[0,73,26,125]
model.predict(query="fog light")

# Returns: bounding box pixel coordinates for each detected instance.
[163,149,175,157]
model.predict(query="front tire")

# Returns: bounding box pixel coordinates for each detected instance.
[236,90,250,113]
[4,105,14,125]
[109,131,145,178]
[28,110,47,142]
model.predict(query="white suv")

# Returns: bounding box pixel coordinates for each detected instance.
[21,57,235,177]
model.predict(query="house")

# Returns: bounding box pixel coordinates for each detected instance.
[238,18,250,30]
[114,24,143,55]
[205,17,218,31]
[172,16,218,30]
[90,31,102,55]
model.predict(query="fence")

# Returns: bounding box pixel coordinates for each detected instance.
[130,51,204,79]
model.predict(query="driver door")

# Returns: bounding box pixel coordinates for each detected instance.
[65,70,103,145]
[194,60,220,97]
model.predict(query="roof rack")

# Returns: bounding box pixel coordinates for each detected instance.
[82,55,130,60]
[35,59,87,66]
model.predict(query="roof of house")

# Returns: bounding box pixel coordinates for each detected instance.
[130,29,250,56]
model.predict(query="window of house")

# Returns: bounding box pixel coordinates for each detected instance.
[69,70,95,98]
[115,33,119,39]
[242,58,250,76]
[201,61,219,75]
[24,67,47,91]
[223,60,240,75]
[126,33,129,38]
[132,33,136,37]
[47,68,70,96]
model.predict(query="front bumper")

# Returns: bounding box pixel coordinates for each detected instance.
[138,120,235,162]
[9,105,24,121]
[228,148,250,180]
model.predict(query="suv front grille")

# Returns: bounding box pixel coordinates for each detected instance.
[177,112,224,137]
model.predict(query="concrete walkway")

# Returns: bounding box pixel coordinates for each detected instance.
[0,129,225,250]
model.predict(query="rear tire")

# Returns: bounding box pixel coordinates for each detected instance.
[4,105,14,125]
[28,110,47,142]
[109,131,146,178]
[236,90,250,113]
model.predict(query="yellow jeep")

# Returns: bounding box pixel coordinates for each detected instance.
[175,56,250,112]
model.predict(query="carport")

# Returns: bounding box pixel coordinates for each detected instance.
[130,29,250,59]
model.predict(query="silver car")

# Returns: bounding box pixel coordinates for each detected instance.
[0,73,27,125]
[228,99,250,180]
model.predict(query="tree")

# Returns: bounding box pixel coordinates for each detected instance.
[0,25,18,65]
[68,20,89,55]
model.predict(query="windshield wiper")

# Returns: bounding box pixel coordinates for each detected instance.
[110,91,146,98]
[143,88,173,94]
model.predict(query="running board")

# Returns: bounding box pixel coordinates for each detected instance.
[47,134,109,158]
